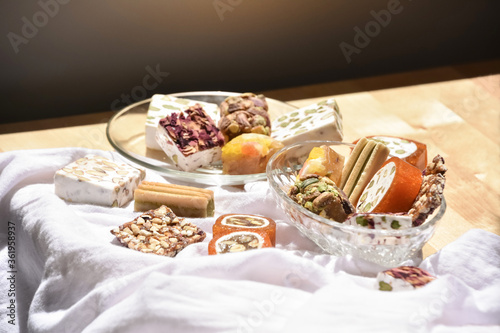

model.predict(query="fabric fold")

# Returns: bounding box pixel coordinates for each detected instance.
[0,148,499,333]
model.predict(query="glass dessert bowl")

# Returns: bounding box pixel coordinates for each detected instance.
[266,140,446,267]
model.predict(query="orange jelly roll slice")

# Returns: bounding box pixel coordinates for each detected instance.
[356,157,422,214]
[212,214,276,246]
[208,230,273,255]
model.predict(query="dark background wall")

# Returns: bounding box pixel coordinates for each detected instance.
[1,0,499,124]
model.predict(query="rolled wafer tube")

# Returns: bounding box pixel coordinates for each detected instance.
[376,266,436,291]
[340,138,390,206]
[133,181,214,217]
[138,181,214,211]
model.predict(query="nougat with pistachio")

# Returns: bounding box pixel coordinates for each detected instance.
[54,155,145,207]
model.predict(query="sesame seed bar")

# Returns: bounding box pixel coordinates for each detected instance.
[110,205,206,257]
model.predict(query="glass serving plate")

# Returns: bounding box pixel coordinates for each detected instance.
[266,140,446,267]
[106,91,297,186]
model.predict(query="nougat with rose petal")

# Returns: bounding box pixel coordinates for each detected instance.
[156,104,225,171]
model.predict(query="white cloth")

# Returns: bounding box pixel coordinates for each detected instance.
[0,148,499,333]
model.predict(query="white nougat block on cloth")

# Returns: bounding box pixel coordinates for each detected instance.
[0,148,499,333]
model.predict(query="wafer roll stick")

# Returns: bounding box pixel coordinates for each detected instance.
[340,138,390,206]
[138,181,214,214]
[349,142,390,205]
[340,137,369,190]
[134,181,214,217]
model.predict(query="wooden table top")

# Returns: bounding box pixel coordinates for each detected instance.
[1,65,499,258]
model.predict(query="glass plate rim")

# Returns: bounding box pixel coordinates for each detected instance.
[106,91,298,186]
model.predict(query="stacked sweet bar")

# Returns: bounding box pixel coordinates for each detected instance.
[145,94,220,150]
[54,154,145,207]
[376,266,436,291]
[271,98,343,146]
[134,181,214,218]
[156,104,225,172]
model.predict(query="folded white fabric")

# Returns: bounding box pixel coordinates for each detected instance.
[0,148,499,333]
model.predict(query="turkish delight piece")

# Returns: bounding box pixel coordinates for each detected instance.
[344,212,412,230]
[271,98,343,146]
[218,93,271,142]
[357,157,422,214]
[221,133,284,175]
[156,104,225,172]
[208,230,273,255]
[298,145,345,186]
[133,181,214,218]
[363,136,428,171]
[409,155,447,226]
[212,214,276,246]
[340,138,390,206]
[288,176,355,222]
[376,266,436,291]
[110,205,206,257]
[145,94,220,150]
[54,154,145,207]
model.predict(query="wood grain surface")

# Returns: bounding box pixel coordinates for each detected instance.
[1,64,499,258]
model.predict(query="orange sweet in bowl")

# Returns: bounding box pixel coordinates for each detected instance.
[298,145,345,186]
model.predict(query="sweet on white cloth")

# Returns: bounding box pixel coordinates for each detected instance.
[0,148,499,333]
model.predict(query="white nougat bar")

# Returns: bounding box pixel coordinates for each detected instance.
[271,98,343,146]
[54,155,146,207]
[345,213,413,246]
[344,213,412,230]
[376,266,436,291]
[156,123,222,172]
[145,94,220,150]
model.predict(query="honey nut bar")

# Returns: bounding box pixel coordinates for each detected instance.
[409,155,447,226]
[340,137,390,206]
[110,205,206,257]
